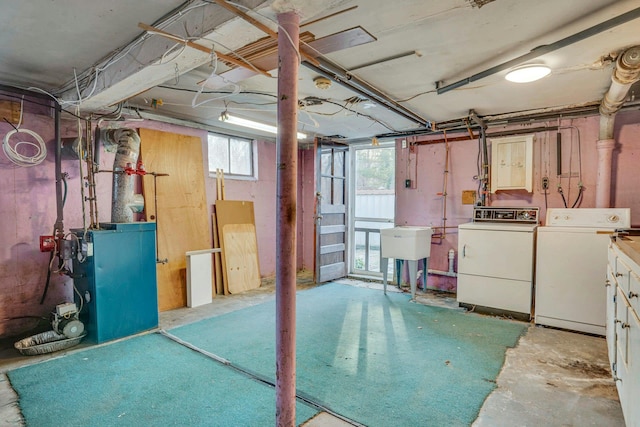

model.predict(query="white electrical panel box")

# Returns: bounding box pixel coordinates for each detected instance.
[490,134,534,193]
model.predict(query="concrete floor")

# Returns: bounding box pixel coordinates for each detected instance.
[0,277,626,426]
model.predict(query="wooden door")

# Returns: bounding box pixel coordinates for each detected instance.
[315,141,348,283]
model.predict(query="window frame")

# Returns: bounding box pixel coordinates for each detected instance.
[207,132,258,181]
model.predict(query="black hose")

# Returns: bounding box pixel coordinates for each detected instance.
[39,251,54,305]
[558,186,568,208]
[40,175,68,305]
[571,187,584,208]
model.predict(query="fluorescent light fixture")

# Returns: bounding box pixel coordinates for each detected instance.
[505,65,551,83]
[219,112,307,139]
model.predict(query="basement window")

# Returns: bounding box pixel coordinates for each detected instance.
[207,133,257,179]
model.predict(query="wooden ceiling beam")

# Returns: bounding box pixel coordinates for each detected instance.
[211,0,320,66]
[138,22,272,78]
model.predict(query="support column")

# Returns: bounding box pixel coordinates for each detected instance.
[595,138,615,208]
[275,10,300,427]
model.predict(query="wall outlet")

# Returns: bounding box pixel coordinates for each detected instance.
[541,176,549,190]
[401,139,407,149]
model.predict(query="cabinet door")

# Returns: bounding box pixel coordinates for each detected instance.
[490,134,533,193]
[617,287,630,366]
[459,228,533,281]
[616,287,630,408]
[607,265,617,371]
[627,311,640,427]
[630,270,640,314]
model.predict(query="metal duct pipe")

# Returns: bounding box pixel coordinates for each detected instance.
[596,46,640,207]
[109,128,144,222]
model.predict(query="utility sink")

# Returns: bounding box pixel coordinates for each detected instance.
[381,226,433,260]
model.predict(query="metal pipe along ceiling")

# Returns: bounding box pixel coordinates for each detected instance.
[437,6,640,94]
[596,45,640,208]
[303,58,431,129]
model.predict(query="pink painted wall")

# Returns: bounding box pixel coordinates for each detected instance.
[395,111,640,292]
[0,103,313,338]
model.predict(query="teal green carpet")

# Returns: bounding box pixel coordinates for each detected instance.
[171,283,527,426]
[7,333,317,426]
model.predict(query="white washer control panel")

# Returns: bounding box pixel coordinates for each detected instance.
[545,208,631,228]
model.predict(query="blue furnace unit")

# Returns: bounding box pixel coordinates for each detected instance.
[73,222,158,343]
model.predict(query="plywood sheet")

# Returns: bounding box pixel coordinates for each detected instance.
[215,200,256,226]
[222,223,261,294]
[215,200,260,293]
[140,128,211,311]
[211,211,224,295]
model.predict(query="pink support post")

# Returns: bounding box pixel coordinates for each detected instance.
[276,10,300,427]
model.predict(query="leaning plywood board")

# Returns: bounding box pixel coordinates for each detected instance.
[140,128,211,311]
[215,200,255,225]
[222,223,261,293]
[211,211,224,295]
[214,200,258,293]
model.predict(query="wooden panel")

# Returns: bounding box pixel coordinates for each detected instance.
[215,200,259,294]
[140,128,211,311]
[215,200,256,225]
[0,101,20,124]
[211,211,224,295]
[320,243,345,255]
[320,262,346,281]
[320,204,346,214]
[222,223,261,294]
[304,27,376,57]
[320,225,346,234]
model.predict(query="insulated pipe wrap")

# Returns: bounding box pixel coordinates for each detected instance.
[600,46,640,116]
[110,129,143,223]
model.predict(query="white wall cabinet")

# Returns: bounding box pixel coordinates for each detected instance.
[490,134,534,193]
[607,239,640,427]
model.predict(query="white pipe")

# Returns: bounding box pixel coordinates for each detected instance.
[596,46,640,207]
[428,249,457,277]
[596,139,616,208]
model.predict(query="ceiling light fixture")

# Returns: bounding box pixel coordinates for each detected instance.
[219,112,307,139]
[505,65,551,83]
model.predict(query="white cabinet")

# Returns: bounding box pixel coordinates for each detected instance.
[607,239,640,427]
[490,134,534,193]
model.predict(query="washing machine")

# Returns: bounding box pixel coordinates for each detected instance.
[535,208,631,335]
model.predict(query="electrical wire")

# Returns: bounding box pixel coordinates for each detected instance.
[27,1,211,106]
[191,52,242,108]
